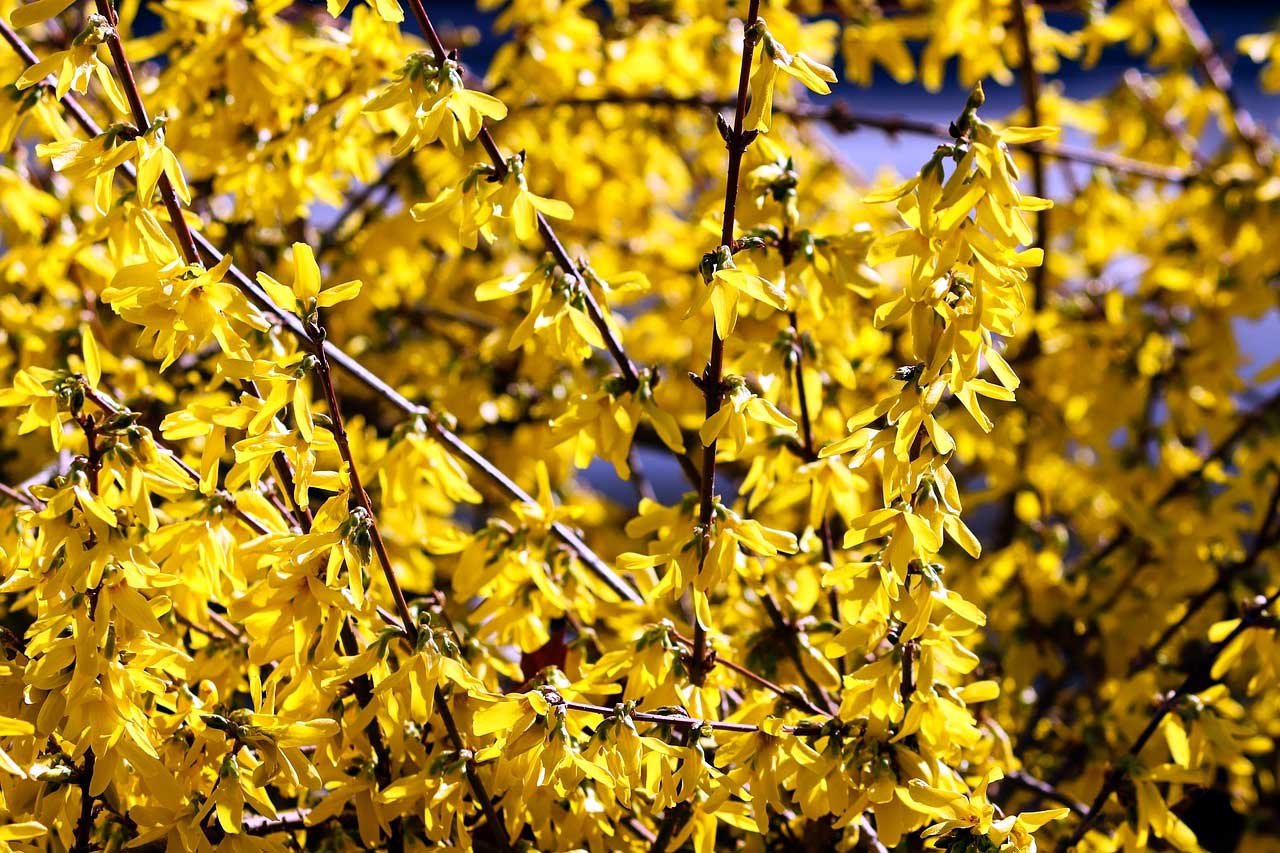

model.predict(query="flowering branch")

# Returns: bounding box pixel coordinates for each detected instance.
[406,0,641,392]
[305,300,512,850]
[91,0,198,265]
[1080,387,1280,615]
[688,0,765,690]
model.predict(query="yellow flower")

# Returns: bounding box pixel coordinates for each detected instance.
[474,259,601,361]
[699,376,796,456]
[553,371,685,478]
[844,19,918,86]
[744,26,837,132]
[0,367,65,450]
[912,769,1070,851]
[489,153,574,241]
[257,242,362,321]
[37,123,137,214]
[692,246,789,337]
[326,0,403,23]
[410,166,499,249]
[133,123,191,209]
[103,254,268,368]
[364,53,507,155]
[14,14,128,113]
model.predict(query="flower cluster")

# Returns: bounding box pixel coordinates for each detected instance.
[0,0,1278,850]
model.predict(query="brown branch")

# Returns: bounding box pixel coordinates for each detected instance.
[402,0,710,500]
[756,589,839,716]
[307,317,511,850]
[80,386,273,539]
[71,176,399,851]
[689,0,764,691]
[81,5,318,551]
[72,749,96,852]
[69,407,106,853]
[310,333,416,639]
[1001,770,1090,819]
[556,697,823,736]
[0,481,40,510]
[510,93,1198,184]
[645,7,766,848]
[670,628,831,718]
[900,638,918,707]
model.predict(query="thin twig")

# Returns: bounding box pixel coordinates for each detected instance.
[511,93,1198,184]
[310,333,417,638]
[670,629,831,717]
[407,0,706,495]
[69,408,106,853]
[1002,770,1090,818]
[689,0,764,689]
[0,481,40,509]
[94,0,199,265]
[557,698,823,736]
[756,590,839,715]
[647,6,765,847]
[308,315,511,850]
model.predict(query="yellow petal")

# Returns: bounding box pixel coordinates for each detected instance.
[9,0,77,28]
[0,822,48,841]
[1001,125,1060,144]
[0,716,34,737]
[958,680,1000,704]
[291,242,321,301]
[316,279,363,308]
[81,325,101,387]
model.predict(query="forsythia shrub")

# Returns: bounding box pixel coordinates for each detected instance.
[0,0,1277,850]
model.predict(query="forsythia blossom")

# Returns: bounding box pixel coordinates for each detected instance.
[0,1,1276,851]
